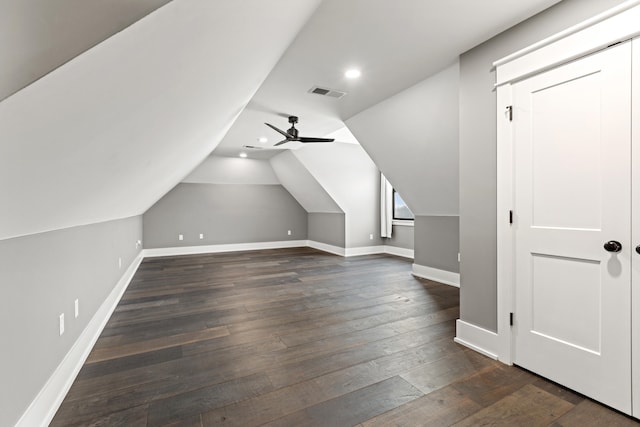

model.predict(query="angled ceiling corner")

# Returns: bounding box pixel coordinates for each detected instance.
[0,0,322,240]
[270,150,343,214]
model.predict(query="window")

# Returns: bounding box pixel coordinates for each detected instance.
[393,190,414,221]
[381,173,413,238]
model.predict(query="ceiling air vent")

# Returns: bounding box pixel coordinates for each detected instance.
[308,86,347,99]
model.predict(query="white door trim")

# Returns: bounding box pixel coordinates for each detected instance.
[496,83,514,365]
[496,2,639,366]
[494,1,640,87]
[632,38,640,417]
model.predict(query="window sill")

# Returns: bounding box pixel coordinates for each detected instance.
[392,220,414,227]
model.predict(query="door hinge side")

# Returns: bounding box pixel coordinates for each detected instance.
[506,105,513,121]
[510,312,514,326]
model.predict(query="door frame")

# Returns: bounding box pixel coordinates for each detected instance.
[494,1,640,366]
[632,38,640,417]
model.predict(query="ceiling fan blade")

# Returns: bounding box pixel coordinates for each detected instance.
[298,137,335,143]
[274,139,290,146]
[265,123,293,138]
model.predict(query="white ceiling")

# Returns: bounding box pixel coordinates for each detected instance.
[0,0,321,239]
[213,0,562,158]
[0,0,172,102]
[0,0,565,239]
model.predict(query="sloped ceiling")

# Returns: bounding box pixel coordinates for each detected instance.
[213,0,562,159]
[183,156,280,186]
[292,141,381,247]
[0,0,321,240]
[0,0,172,102]
[270,151,342,214]
[347,63,460,216]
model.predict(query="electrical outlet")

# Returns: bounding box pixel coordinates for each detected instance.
[199,233,204,239]
[136,239,142,249]
[74,299,79,318]
[458,253,461,262]
[179,234,184,241]
[118,257,122,269]
[287,230,292,236]
[369,234,374,240]
[59,313,65,336]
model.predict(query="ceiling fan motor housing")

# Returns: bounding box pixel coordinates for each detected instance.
[287,126,299,138]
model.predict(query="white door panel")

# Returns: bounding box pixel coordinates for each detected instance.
[529,70,603,230]
[513,42,632,413]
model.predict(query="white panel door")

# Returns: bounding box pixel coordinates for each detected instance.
[512,42,632,413]
[632,39,640,417]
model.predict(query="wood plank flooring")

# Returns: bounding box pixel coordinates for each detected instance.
[51,248,638,426]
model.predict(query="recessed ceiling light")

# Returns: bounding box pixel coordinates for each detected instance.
[239,152,247,158]
[258,137,268,143]
[345,69,361,79]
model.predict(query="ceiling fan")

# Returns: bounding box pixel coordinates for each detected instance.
[265,116,334,146]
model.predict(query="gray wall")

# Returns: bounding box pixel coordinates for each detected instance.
[414,216,459,273]
[459,0,627,332]
[308,213,346,247]
[384,225,415,250]
[0,216,142,427]
[143,183,308,248]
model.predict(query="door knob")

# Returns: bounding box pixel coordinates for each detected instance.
[636,245,640,255]
[604,240,622,253]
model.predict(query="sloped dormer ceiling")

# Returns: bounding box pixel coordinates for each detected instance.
[270,150,343,214]
[0,0,172,102]
[0,0,321,240]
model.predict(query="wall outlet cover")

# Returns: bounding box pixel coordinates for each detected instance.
[74,299,79,318]
[179,234,184,241]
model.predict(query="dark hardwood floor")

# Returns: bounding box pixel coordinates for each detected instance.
[51,248,638,426]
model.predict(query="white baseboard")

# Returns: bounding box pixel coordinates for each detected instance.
[344,245,385,257]
[412,263,460,287]
[306,240,346,256]
[16,253,144,427]
[308,242,414,259]
[142,240,307,257]
[384,246,414,259]
[454,319,499,360]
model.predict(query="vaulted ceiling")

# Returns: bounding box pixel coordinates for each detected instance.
[0,0,172,102]
[0,0,321,239]
[213,0,562,158]
[0,0,563,240]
